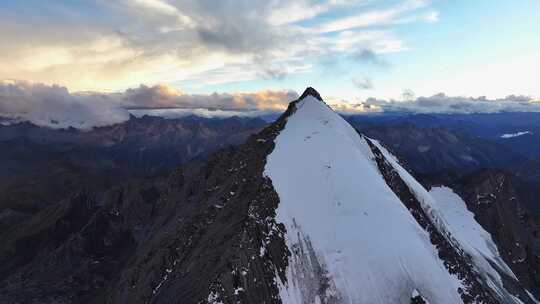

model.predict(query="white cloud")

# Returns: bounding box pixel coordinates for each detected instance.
[0,81,299,129]
[423,11,439,23]
[313,0,432,33]
[267,1,329,26]
[132,0,182,15]
[359,93,540,114]
[2,80,539,130]
[0,0,435,91]
[0,81,129,129]
[330,30,406,53]
[352,77,374,90]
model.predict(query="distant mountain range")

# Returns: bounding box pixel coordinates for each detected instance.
[0,115,265,218]
[2,88,540,303]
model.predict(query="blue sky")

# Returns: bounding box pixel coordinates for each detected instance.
[195,0,540,101]
[0,0,539,103]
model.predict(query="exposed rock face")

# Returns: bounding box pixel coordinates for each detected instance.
[108,112,292,304]
[350,122,519,176]
[281,225,343,304]
[298,87,323,101]
[0,115,265,222]
[0,97,296,304]
[516,157,540,183]
[354,119,540,300]
[365,138,498,303]
[451,171,540,298]
[0,187,145,303]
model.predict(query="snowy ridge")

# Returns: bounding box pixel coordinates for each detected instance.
[429,186,537,303]
[430,187,516,277]
[371,140,537,304]
[265,94,464,303]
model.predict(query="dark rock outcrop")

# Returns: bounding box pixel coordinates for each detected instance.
[0,115,266,218]
[365,138,502,304]
[350,122,520,176]
[0,96,297,304]
[451,171,540,298]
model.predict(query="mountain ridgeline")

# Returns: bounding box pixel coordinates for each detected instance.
[1,88,539,303]
[0,115,266,218]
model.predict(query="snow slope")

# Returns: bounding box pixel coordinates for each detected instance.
[430,187,516,269]
[429,187,539,303]
[265,95,464,304]
[372,140,534,304]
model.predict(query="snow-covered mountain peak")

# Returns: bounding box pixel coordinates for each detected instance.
[263,89,537,304]
[298,86,324,102]
[266,91,465,303]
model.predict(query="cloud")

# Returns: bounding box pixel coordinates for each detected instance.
[328,101,382,114]
[122,84,298,110]
[266,1,329,26]
[0,81,298,129]
[0,0,436,91]
[352,77,374,90]
[131,0,193,25]
[2,81,539,129]
[359,93,540,114]
[313,0,433,33]
[423,11,439,23]
[260,68,288,81]
[351,49,389,66]
[330,30,406,54]
[0,81,129,129]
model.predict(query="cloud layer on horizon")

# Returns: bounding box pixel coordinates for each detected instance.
[0,81,298,129]
[1,81,540,129]
[356,93,540,114]
[122,84,298,110]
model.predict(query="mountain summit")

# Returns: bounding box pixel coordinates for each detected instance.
[0,89,537,304]
[299,87,323,101]
[265,90,535,304]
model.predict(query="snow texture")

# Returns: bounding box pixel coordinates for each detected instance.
[429,187,533,301]
[265,95,464,304]
[207,291,224,304]
[429,187,516,277]
[372,140,530,304]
